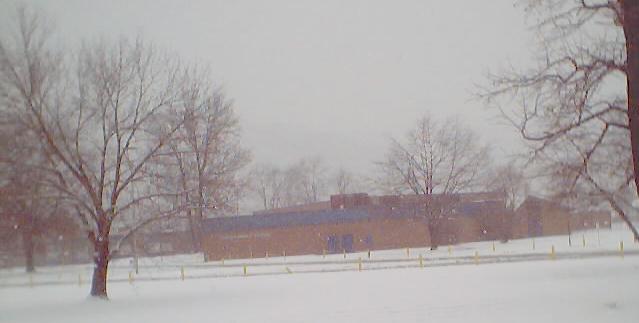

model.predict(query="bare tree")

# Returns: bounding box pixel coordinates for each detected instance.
[485,161,529,210]
[0,8,227,298]
[252,164,286,210]
[0,87,64,272]
[165,78,250,251]
[250,157,329,211]
[296,157,328,204]
[377,114,490,248]
[333,168,356,195]
[479,0,639,239]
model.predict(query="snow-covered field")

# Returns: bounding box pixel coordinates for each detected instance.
[1,223,638,323]
[1,256,638,323]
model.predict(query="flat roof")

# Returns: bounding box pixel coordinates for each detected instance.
[201,199,505,234]
[201,209,373,233]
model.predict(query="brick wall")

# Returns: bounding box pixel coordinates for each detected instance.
[202,216,431,261]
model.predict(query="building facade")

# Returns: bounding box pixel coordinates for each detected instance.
[201,192,512,261]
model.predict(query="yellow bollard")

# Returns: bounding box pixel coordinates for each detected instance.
[447,245,452,256]
[357,257,362,272]
[419,254,424,268]
[283,250,286,258]
[322,249,326,259]
[582,235,586,248]
[620,241,624,258]
[250,251,253,259]
[492,241,496,252]
[128,271,134,285]
[550,245,556,260]
[243,265,247,276]
[180,266,185,281]
[221,258,225,266]
[474,251,479,265]
[367,250,371,259]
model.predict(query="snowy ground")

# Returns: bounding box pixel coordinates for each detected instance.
[1,223,638,323]
[1,257,638,323]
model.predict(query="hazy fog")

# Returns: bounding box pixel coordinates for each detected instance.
[1,0,535,171]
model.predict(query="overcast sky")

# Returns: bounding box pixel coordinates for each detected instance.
[3,0,535,173]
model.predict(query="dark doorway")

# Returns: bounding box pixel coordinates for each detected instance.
[364,234,373,248]
[528,214,543,237]
[327,235,340,253]
[341,234,354,253]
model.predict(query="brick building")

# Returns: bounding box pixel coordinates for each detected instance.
[201,192,512,261]
[512,197,611,239]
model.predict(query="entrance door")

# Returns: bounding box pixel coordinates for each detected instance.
[327,235,339,253]
[341,234,354,253]
[528,214,543,237]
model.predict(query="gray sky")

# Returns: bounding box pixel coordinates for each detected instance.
[3,0,535,172]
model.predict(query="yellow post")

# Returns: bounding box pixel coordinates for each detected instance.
[243,265,247,276]
[221,258,225,266]
[474,251,479,265]
[419,254,424,268]
[620,241,624,258]
[367,250,371,259]
[358,257,362,272]
[447,245,452,256]
[582,235,586,248]
[128,271,134,285]
[283,250,286,259]
[180,266,185,281]
[322,249,326,259]
[406,247,410,258]
[550,245,556,260]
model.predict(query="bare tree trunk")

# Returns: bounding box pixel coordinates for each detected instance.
[90,238,110,298]
[194,179,205,250]
[184,193,200,253]
[428,218,439,250]
[21,226,35,273]
[90,220,111,299]
[625,2,639,218]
